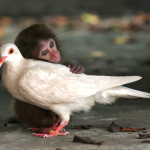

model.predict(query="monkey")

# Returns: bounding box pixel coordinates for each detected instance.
[11,23,84,128]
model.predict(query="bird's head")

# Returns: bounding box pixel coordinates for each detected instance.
[0,43,23,67]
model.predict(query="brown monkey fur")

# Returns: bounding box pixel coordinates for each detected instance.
[13,24,64,127]
[15,23,62,61]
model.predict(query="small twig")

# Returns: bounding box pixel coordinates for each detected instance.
[74,125,93,129]
[139,134,150,139]
[73,135,104,145]
[108,121,117,133]
[108,121,146,133]
[117,127,145,132]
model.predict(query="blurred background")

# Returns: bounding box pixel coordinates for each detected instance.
[0,0,150,79]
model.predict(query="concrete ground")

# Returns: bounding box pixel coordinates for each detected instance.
[1,26,150,150]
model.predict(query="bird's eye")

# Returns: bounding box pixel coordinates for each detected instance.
[42,50,48,56]
[50,42,54,48]
[8,48,14,54]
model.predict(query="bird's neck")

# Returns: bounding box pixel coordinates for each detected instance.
[2,58,26,99]
[4,58,26,74]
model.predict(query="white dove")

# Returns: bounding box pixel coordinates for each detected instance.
[0,43,150,138]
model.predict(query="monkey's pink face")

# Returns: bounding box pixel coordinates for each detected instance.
[38,39,60,63]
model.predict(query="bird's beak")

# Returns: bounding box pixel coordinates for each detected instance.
[0,56,7,67]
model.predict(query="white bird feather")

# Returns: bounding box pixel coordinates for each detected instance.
[0,43,150,137]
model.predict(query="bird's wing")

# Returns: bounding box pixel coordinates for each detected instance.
[94,86,150,104]
[19,68,141,106]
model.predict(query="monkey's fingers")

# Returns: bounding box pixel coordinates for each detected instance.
[71,66,82,74]
[67,64,71,68]
[70,65,77,72]
[68,65,77,72]
[77,67,85,74]
[68,64,85,74]
[73,67,84,74]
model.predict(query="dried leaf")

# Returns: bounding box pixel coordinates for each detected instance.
[108,121,146,133]
[91,51,105,58]
[73,135,104,145]
[74,125,93,129]
[114,35,136,44]
[108,121,117,133]
[139,134,150,139]
[117,127,145,132]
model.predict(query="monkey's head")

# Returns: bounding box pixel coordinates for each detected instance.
[14,23,61,63]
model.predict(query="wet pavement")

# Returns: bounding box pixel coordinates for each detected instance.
[0,26,150,150]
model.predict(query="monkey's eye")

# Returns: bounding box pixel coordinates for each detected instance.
[50,42,54,48]
[42,50,48,56]
[8,48,14,54]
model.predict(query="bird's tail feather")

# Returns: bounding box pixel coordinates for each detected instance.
[96,76,141,91]
[94,86,150,104]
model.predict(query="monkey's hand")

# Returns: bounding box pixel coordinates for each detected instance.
[68,64,84,74]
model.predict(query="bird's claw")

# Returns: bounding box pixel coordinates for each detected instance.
[66,132,70,135]
[32,131,70,138]
[32,121,69,138]
[43,134,52,138]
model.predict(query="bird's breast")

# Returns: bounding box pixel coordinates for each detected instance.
[2,64,25,100]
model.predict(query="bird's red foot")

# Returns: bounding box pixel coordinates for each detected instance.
[32,121,69,138]
[33,131,69,138]
[28,118,61,131]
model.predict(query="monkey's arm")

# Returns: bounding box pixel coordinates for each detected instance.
[67,64,85,74]
[61,60,84,74]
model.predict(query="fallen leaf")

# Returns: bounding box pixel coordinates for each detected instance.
[91,51,105,58]
[73,135,104,145]
[117,127,145,132]
[74,125,93,129]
